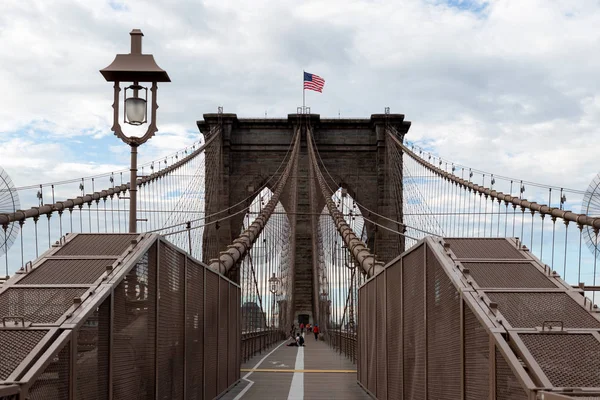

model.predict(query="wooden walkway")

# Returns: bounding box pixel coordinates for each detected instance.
[220,336,371,399]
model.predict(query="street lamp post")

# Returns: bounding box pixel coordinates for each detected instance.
[100,29,171,233]
[269,273,279,328]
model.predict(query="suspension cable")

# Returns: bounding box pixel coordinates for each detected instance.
[404,139,585,194]
[0,125,221,226]
[389,127,600,231]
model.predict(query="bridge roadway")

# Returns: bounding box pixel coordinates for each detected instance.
[221,336,370,400]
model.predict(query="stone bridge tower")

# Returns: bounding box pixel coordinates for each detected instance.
[198,112,411,323]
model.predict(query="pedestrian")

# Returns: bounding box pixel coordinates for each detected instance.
[299,322,304,334]
[298,333,305,347]
[287,334,299,347]
[313,324,319,341]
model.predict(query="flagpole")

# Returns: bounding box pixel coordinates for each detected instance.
[302,70,305,111]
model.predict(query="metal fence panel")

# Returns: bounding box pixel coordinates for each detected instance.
[461,261,556,289]
[519,333,600,388]
[359,285,367,386]
[0,287,88,324]
[204,271,219,400]
[75,296,110,400]
[367,278,377,394]
[27,340,71,399]
[157,243,185,400]
[0,330,49,381]
[16,258,117,285]
[486,292,600,329]
[357,237,600,400]
[112,247,156,399]
[0,234,242,400]
[218,277,229,394]
[464,304,489,400]
[54,234,139,256]
[495,346,528,400]
[376,273,387,399]
[443,238,526,259]
[402,244,425,400]
[185,258,204,400]
[228,283,238,385]
[426,247,461,400]
[385,257,402,400]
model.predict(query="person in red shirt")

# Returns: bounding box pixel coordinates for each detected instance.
[299,322,305,334]
[313,324,319,341]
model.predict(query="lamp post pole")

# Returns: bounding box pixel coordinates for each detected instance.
[129,144,138,233]
[269,273,278,328]
[100,29,170,234]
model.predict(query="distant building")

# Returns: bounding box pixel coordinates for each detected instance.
[241,302,266,331]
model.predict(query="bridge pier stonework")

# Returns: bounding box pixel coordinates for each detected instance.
[198,112,411,321]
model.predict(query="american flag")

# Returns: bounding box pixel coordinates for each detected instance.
[303,72,325,93]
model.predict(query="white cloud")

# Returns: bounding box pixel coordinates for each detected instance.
[0,0,600,199]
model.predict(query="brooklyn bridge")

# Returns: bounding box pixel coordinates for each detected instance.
[1,33,600,400]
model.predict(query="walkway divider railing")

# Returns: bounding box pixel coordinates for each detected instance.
[327,329,357,363]
[241,329,284,363]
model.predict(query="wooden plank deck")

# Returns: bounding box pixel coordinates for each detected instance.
[220,336,371,399]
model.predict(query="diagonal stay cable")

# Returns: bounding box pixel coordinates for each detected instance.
[310,124,439,238]
[147,121,298,234]
[307,124,382,277]
[208,126,301,274]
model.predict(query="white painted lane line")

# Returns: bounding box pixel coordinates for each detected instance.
[233,340,287,400]
[287,346,304,400]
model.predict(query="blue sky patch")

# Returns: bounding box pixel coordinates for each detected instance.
[434,0,489,14]
[108,0,128,11]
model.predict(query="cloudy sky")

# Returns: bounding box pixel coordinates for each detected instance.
[1,0,600,197]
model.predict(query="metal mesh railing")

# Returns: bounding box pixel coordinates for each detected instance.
[464,305,489,400]
[241,330,282,362]
[426,246,461,399]
[27,339,71,400]
[0,233,241,400]
[358,236,600,399]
